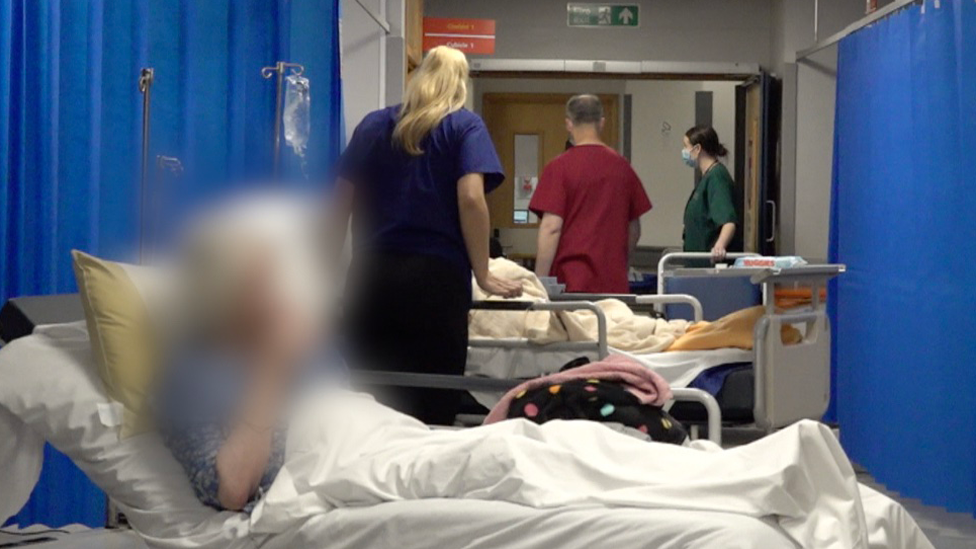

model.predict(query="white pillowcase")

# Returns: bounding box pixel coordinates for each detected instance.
[0,322,253,548]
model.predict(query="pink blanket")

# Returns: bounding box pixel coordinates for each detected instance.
[483,354,673,424]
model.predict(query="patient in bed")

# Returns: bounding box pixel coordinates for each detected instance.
[153,227,342,513]
[148,203,932,549]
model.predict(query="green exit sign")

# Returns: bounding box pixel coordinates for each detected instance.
[567,3,640,28]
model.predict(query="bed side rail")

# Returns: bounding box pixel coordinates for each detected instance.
[549,293,704,324]
[469,300,609,360]
[656,253,762,316]
[671,388,722,446]
[354,371,722,445]
[657,252,760,288]
[634,294,703,323]
[753,310,831,432]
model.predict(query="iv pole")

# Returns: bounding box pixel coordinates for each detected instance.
[137,67,183,265]
[261,61,306,177]
[138,68,154,265]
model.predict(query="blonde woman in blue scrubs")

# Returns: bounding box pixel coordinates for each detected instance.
[333,46,522,425]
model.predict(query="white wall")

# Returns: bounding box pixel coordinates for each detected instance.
[793,49,839,261]
[341,0,407,136]
[425,0,775,65]
[627,80,738,247]
[342,0,386,135]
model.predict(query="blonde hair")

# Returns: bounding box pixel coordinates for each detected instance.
[393,46,469,155]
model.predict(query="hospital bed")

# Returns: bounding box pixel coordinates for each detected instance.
[657,253,844,432]
[358,297,724,444]
[449,253,845,437]
[0,290,932,549]
[0,313,834,549]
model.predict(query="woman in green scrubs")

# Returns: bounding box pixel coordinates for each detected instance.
[681,125,737,261]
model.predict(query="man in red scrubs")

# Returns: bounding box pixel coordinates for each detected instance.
[530,94,652,294]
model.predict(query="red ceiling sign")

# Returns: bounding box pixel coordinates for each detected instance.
[423,18,496,55]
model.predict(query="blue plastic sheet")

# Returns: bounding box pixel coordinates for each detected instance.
[829,0,976,515]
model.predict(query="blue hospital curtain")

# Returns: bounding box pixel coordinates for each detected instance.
[829,0,976,515]
[0,0,342,527]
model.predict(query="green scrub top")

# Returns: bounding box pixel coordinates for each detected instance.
[682,162,738,252]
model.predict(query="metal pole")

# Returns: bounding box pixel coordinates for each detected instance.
[813,0,820,43]
[143,156,183,265]
[138,68,154,265]
[262,61,305,178]
[272,62,285,176]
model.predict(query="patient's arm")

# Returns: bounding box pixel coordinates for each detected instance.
[216,365,289,511]
[535,213,563,278]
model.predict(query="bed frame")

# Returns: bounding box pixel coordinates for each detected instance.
[357,298,724,445]
[657,253,846,432]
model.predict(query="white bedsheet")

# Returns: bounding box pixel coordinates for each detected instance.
[619,347,755,388]
[251,390,933,549]
[0,327,932,549]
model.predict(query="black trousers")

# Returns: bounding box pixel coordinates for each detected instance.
[346,252,470,425]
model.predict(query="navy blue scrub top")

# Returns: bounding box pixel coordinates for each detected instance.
[337,105,504,274]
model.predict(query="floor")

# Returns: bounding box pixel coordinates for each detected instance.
[857,472,976,549]
[0,525,146,548]
[722,427,976,548]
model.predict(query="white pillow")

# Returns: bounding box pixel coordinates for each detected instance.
[0,322,252,548]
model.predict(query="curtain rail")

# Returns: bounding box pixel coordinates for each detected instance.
[797,0,919,60]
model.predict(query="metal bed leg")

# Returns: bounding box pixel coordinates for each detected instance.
[671,388,722,446]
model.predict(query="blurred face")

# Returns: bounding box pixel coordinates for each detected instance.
[222,246,318,360]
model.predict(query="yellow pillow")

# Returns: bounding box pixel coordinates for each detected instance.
[72,250,156,437]
[666,305,802,352]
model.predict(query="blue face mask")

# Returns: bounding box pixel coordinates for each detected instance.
[681,148,697,168]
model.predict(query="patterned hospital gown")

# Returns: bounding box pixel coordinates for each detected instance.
[155,349,343,513]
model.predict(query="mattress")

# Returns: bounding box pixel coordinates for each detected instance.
[261,499,800,549]
[9,502,797,549]
[14,488,931,549]
[266,490,932,549]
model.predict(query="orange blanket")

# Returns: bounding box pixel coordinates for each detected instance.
[666,306,802,352]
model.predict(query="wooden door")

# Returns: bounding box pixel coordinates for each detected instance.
[734,72,780,255]
[742,84,762,253]
[482,93,619,229]
[406,0,424,76]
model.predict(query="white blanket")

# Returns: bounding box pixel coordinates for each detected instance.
[251,390,933,549]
